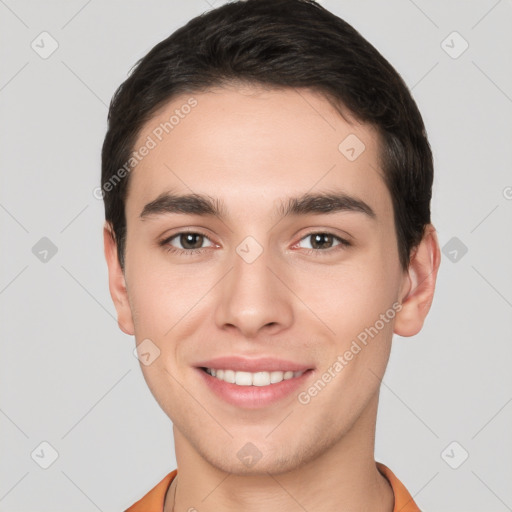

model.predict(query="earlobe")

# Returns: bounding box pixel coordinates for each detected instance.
[103,222,135,336]
[394,224,441,337]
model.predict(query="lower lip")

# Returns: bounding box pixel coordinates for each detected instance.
[196,368,314,409]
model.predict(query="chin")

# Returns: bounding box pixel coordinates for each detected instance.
[200,442,310,477]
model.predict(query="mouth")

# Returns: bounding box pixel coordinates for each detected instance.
[196,366,315,409]
[199,367,307,386]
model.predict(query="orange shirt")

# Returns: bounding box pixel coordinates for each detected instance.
[125,462,420,512]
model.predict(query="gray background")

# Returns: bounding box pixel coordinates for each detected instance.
[1,0,511,510]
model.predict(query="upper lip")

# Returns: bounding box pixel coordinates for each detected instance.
[196,356,314,373]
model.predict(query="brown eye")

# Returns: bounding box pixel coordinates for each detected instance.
[177,233,205,250]
[160,231,215,254]
[310,233,335,249]
[296,232,351,254]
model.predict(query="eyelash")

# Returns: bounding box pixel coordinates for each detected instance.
[159,230,352,256]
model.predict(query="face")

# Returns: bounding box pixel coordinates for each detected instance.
[105,85,433,476]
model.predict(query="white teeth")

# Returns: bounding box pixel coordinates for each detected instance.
[205,368,305,386]
[270,371,284,384]
[235,371,253,386]
[223,369,235,383]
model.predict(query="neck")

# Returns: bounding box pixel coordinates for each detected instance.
[164,393,394,512]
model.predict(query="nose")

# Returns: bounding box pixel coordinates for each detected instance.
[213,242,294,339]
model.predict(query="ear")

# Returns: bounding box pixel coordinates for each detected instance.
[394,224,441,337]
[103,222,135,335]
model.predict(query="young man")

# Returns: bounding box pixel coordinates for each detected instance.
[101,1,441,510]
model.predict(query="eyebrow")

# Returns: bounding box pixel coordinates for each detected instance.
[139,190,376,221]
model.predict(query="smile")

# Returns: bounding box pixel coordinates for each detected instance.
[203,367,305,386]
[197,367,314,409]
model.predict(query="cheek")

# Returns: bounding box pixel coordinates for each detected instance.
[126,249,214,340]
[295,257,398,339]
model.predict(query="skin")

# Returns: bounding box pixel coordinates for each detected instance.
[104,85,441,512]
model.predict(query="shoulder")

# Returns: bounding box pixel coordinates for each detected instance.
[376,462,422,512]
[124,469,177,512]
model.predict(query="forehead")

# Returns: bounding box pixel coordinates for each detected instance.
[126,85,391,224]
